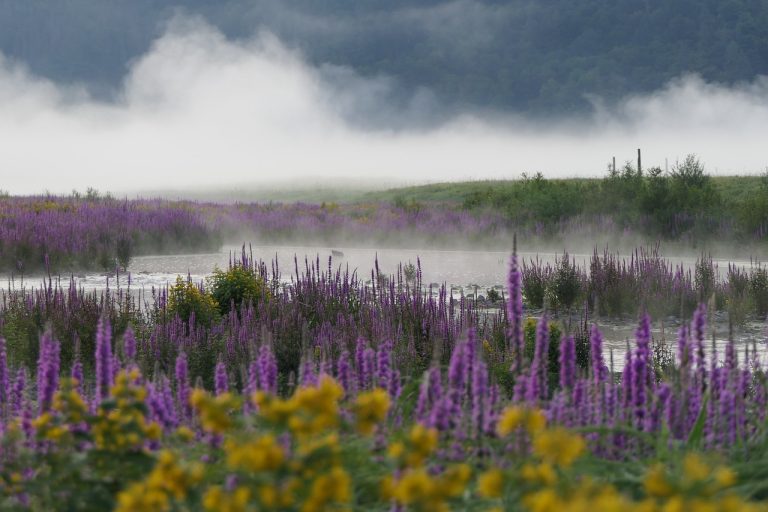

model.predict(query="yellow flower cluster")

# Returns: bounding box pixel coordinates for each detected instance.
[197,377,360,512]
[52,378,89,425]
[93,370,162,451]
[225,434,284,472]
[381,422,472,511]
[382,464,472,512]
[496,405,547,437]
[253,376,343,438]
[352,388,390,435]
[641,453,762,511]
[203,486,251,512]
[190,389,241,434]
[115,450,203,512]
[32,378,89,443]
[387,423,439,468]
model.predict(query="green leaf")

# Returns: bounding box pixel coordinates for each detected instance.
[686,392,709,450]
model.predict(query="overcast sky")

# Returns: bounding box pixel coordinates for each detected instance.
[1,17,767,195]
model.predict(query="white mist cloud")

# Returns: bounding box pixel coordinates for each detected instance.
[1,17,767,195]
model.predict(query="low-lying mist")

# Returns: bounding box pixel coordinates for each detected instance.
[1,16,767,195]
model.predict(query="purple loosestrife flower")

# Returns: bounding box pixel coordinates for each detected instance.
[215,360,229,396]
[337,350,351,394]
[692,304,707,381]
[362,347,376,391]
[590,325,607,384]
[37,332,60,414]
[429,396,451,432]
[301,359,317,387]
[677,325,691,369]
[11,368,26,419]
[389,368,402,401]
[621,349,633,410]
[507,246,525,372]
[0,337,8,415]
[646,383,671,433]
[175,352,190,420]
[471,358,488,436]
[123,326,137,362]
[70,357,84,396]
[417,367,442,424]
[247,359,259,395]
[376,340,392,392]
[526,316,549,403]
[559,335,576,390]
[635,313,651,362]
[355,337,367,390]
[258,345,278,394]
[95,316,113,403]
[632,352,647,428]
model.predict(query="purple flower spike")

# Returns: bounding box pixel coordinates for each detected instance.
[507,243,525,371]
[215,360,228,396]
[559,335,576,390]
[526,315,549,403]
[95,316,113,403]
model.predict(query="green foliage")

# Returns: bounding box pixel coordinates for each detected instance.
[167,277,219,328]
[548,256,583,312]
[750,267,768,318]
[207,265,270,316]
[524,317,562,380]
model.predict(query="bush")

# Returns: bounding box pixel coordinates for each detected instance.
[167,277,219,328]
[750,267,768,318]
[522,259,551,309]
[524,317,562,382]
[548,254,583,312]
[207,265,270,316]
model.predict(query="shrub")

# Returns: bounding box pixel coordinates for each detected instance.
[207,265,270,316]
[750,267,768,318]
[522,259,551,309]
[548,254,583,312]
[524,317,562,381]
[167,277,219,328]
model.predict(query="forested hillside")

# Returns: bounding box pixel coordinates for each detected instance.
[1,0,766,114]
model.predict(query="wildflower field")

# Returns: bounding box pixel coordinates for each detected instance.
[2,248,768,511]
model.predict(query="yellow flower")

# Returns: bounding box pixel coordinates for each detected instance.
[226,435,284,472]
[388,441,405,459]
[526,409,547,433]
[438,464,471,498]
[532,427,585,468]
[190,389,241,434]
[713,466,736,489]
[682,453,710,483]
[381,475,395,500]
[644,464,674,498]
[393,469,435,505]
[477,468,504,498]
[496,406,525,436]
[203,485,251,512]
[523,488,561,512]
[521,463,557,486]
[353,388,391,435]
[302,467,352,512]
[497,406,547,437]
[405,424,439,466]
[175,426,195,442]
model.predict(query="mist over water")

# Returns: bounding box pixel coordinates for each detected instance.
[0,16,767,195]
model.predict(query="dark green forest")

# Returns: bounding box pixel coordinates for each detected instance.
[1,0,766,116]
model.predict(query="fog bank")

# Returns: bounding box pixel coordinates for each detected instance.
[1,17,767,195]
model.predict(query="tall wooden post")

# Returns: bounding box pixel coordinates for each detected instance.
[637,148,642,176]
